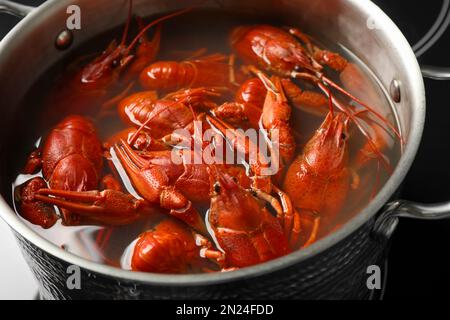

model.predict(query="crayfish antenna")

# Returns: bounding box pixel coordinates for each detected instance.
[247,65,279,94]
[126,99,183,146]
[315,82,393,173]
[120,0,134,46]
[126,7,194,53]
[322,84,334,118]
[292,70,403,146]
[320,74,403,144]
[127,88,221,146]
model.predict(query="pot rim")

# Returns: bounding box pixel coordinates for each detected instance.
[0,0,425,286]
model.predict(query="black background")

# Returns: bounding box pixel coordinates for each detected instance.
[1,0,450,299]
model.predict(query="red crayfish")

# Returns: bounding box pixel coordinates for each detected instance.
[15,11,403,274]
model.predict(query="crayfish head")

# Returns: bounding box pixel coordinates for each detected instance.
[209,166,240,202]
[208,166,263,231]
[304,112,349,173]
[79,41,134,89]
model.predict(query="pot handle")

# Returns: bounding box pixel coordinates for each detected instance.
[0,0,34,18]
[373,200,450,242]
[373,60,450,240]
[421,65,450,80]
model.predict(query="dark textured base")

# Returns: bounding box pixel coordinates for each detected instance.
[15,218,388,300]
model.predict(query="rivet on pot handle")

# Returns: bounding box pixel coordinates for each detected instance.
[373,200,450,242]
[0,0,35,18]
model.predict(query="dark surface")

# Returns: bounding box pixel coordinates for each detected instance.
[1,0,450,299]
[0,0,43,38]
[372,0,450,299]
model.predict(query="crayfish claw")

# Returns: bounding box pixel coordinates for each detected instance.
[34,189,156,226]
[18,178,58,229]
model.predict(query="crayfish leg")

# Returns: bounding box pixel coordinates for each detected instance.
[289,209,321,249]
[160,187,208,235]
[281,78,329,117]
[272,185,301,248]
[302,215,320,248]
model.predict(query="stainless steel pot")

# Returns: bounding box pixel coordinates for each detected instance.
[0,0,449,299]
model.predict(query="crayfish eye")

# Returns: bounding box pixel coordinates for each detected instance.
[214,183,221,194]
[232,177,238,183]
[111,59,119,68]
[341,133,347,140]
